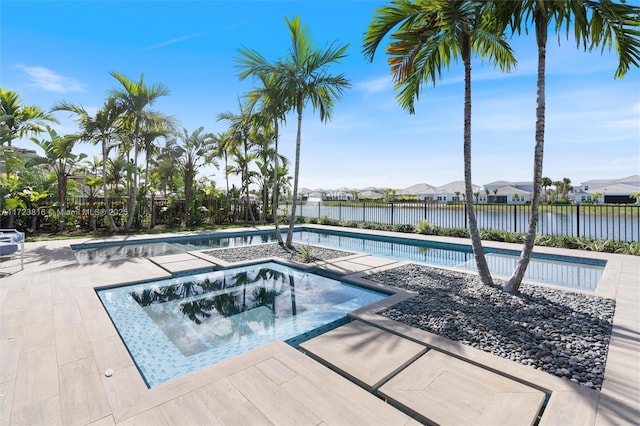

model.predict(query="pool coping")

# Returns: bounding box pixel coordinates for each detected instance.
[1,225,638,425]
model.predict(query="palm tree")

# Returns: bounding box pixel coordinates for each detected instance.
[53,98,125,231]
[211,131,235,196]
[82,156,103,231]
[1,88,58,158]
[28,127,86,230]
[218,102,259,223]
[541,176,552,203]
[274,15,351,247]
[363,0,516,287]
[494,0,640,294]
[108,71,174,231]
[239,70,289,244]
[560,177,572,200]
[176,127,215,225]
[1,89,58,226]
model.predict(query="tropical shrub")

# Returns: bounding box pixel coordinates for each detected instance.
[480,229,526,243]
[338,219,358,228]
[436,227,470,238]
[319,215,338,225]
[416,220,436,235]
[628,242,640,256]
[391,223,414,233]
[297,244,315,262]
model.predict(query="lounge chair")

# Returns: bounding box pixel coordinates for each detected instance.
[0,229,25,272]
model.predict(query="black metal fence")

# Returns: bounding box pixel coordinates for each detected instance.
[283,201,640,242]
[1,197,258,231]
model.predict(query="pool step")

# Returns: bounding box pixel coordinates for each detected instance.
[148,252,217,276]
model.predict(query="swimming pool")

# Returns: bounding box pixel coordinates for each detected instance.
[97,261,386,387]
[75,227,606,291]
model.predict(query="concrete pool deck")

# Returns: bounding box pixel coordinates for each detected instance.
[0,225,638,425]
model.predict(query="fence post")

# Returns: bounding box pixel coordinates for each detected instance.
[576,204,580,238]
[339,202,342,221]
[391,203,394,226]
[318,202,321,220]
[424,199,427,220]
[513,204,517,233]
[464,204,467,229]
[362,202,365,222]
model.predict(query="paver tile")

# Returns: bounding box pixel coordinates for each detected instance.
[300,320,427,390]
[379,350,546,425]
[59,357,111,425]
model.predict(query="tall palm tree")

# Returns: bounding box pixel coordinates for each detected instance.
[240,71,289,244]
[495,0,640,294]
[53,97,125,231]
[276,15,350,247]
[28,127,86,230]
[108,71,174,231]
[217,102,257,223]
[252,125,289,224]
[363,0,516,287]
[176,127,215,225]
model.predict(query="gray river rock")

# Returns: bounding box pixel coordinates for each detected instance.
[207,243,615,391]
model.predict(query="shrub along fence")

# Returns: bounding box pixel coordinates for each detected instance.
[282,201,640,243]
[1,197,257,232]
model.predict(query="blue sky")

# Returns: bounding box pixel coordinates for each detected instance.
[2,0,639,191]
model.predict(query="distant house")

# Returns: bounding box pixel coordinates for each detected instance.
[577,175,640,204]
[489,186,531,204]
[323,189,353,201]
[482,180,533,204]
[358,189,384,199]
[399,183,437,201]
[306,190,323,201]
[434,181,480,204]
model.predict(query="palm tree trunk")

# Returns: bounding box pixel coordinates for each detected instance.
[150,193,156,228]
[286,101,303,247]
[462,46,493,287]
[125,139,139,231]
[224,152,230,195]
[505,13,548,294]
[184,176,191,226]
[57,168,67,231]
[273,121,283,245]
[102,139,119,231]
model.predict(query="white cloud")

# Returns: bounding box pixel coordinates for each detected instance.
[17,65,86,93]
[146,32,207,49]
[356,76,392,93]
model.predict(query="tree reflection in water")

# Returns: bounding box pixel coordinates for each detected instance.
[131,266,295,329]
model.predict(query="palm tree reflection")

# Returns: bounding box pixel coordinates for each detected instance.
[132,267,297,331]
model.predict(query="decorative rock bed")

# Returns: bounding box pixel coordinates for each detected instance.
[202,242,353,263]
[367,264,615,391]
[205,243,615,391]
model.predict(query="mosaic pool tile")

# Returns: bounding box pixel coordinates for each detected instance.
[97,261,386,387]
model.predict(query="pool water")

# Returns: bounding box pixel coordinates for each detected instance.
[97,261,386,387]
[75,234,274,263]
[293,230,605,291]
[76,228,606,291]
